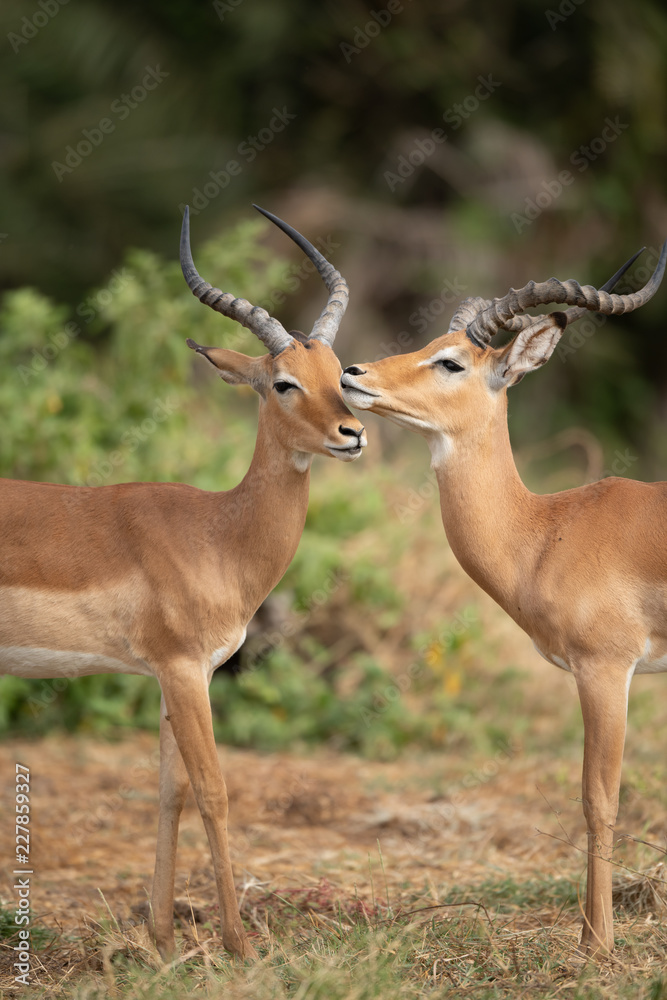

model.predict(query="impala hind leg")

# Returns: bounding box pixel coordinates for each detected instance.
[158,662,257,960]
[575,663,629,957]
[150,694,191,959]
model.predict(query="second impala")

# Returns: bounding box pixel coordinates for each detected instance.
[341,244,667,957]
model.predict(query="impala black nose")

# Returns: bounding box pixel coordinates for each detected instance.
[343,365,366,376]
[339,424,363,437]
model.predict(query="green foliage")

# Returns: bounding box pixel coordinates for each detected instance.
[0,218,288,488]
[207,601,525,760]
[211,649,431,758]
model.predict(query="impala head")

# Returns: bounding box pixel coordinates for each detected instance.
[181,205,366,465]
[342,244,667,458]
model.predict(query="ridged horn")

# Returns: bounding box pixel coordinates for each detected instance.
[453,247,647,344]
[253,204,348,347]
[180,206,294,357]
[465,241,667,346]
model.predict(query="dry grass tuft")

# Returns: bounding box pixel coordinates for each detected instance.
[612,863,667,915]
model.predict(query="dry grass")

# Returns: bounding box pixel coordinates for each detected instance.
[2,872,667,998]
[1,724,667,998]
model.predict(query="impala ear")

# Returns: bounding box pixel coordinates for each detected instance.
[492,312,566,388]
[186,340,269,392]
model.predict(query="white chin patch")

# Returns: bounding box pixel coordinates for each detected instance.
[341,388,378,410]
[328,446,362,462]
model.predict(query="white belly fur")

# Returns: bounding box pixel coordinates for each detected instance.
[532,641,572,672]
[532,639,667,676]
[2,627,249,683]
[0,646,153,679]
[207,629,247,681]
[635,640,667,675]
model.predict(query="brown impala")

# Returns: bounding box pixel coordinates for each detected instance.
[0,207,366,961]
[341,244,667,956]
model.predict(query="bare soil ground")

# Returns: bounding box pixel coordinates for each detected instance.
[0,721,663,971]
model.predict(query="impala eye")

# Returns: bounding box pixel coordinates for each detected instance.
[273,380,295,393]
[439,359,464,373]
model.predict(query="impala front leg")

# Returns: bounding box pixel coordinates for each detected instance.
[150,694,191,960]
[575,663,630,957]
[158,662,258,960]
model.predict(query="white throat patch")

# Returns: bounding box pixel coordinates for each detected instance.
[427,432,453,469]
[292,451,312,473]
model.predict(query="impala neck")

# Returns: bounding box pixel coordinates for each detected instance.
[429,397,540,614]
[218,403,311,603]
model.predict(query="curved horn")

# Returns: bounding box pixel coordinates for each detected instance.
[180,206,293,357]
[253,204,348,347]
[465,241,667,346]
[449,250,646,342]
[448,297,492,333]
[455,247,649,345]
[450,299,541,349]
[556,245,648,328]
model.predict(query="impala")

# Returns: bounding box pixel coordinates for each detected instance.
[0,206,366,961]
[341,243,667,956]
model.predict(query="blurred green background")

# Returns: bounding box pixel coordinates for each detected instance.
[1,0,667,749]
[3,0,667,467]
